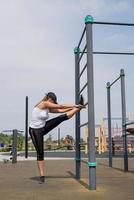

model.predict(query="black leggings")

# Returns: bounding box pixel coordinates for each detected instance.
[29,114,69,161]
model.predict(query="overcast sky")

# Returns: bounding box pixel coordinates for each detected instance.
[0,0,134,139]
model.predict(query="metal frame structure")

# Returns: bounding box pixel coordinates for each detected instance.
[74,15,134,189]
[2,129,23,163]
[12,129,18,163]
[106,69,128,171]
[25,96,28,158]
[74,15,96,190]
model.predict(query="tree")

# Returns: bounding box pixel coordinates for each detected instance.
[45,134,53,144]
[64,135,74,150]
[65,135,74,145]
[17,133,25,151]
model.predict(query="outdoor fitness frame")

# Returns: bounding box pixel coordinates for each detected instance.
[74,15,134,190]
[107,69,128,171]
[25,96,28,158]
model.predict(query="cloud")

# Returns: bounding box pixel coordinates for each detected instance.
[112,1,130,12]
[0,0,134,136]
[79,0,131,17]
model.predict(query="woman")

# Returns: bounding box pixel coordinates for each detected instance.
[29,92,84,184]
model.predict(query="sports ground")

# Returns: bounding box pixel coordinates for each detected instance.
[0,157,134,200]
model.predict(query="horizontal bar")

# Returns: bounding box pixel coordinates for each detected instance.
[122,133,134,136]
[79,142,88,145]
[78,45,87,64]
[77,26,86,48]
[94,21,134,26]
[79,122,88,128]
[103,117,129,121]
[107,76,121,88]
[2,130,23,133]
[78,63,87,79]
[95,124,100,128]
[2,130,13,132]
[123,121,134,126]
[18,130,24,133]
[126,133,134,136]
[84,101,88,107]
[81,159,88,164]
[79,122,99,129]
[78,82,88,95]
[82,51,134,56]
[94,52,134,55]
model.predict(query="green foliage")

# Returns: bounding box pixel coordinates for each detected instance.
[60,137,65,145]
[45,134,52,144]
[0,132,25,152]
[0,133,12,145]
[17,133,25,151]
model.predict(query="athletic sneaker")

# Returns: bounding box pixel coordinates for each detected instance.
[39,176,45,184]
[79,95,84,106]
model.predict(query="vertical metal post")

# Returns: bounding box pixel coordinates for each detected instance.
[107,82,112,167]
[25,96,28,158]
[58,128,60,146]
[74,47,81,179]
[12,129,17,163]
[85,15,96,190]
[120,69,128,171]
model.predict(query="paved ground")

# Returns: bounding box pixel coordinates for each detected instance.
[0,158,134,200]
[1,150,134,160]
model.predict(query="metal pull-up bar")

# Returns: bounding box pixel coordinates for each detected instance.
[123,121,134,127]
[94,21,134,26]
[78,63,87,79]
[107,73,123,88]
[75,15,96,190]
[75,14,134,190]
[106,69,128,171]
[77,27,86,48]
[80,51,134,56]
[93,52,134,56]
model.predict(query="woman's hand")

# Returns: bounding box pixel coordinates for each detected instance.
[74,104,86,109]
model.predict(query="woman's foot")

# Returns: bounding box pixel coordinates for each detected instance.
[79,95,84,106]
[39,176,45,184]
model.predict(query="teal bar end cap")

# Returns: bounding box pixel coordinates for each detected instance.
[88,162,97,167]
[120,69,125,76]
[85,15,94,24]
[74,47,80,54]
[75,157,80,161]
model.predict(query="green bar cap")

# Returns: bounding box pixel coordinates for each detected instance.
[120,69,125,76]
[74,47,80,54]
[87,162,97,167]
[85,15,94,24]
[75,157,80,161]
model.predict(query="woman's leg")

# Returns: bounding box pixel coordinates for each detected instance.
[43,107,81,135]
[29,128,45,180]
[65,107,80,119]
[37,160,44,177]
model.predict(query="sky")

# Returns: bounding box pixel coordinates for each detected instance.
[0,0,134,139]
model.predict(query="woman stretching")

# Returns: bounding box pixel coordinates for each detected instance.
[29,92,84,184]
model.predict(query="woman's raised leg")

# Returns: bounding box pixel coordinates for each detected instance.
[65,107,81,119]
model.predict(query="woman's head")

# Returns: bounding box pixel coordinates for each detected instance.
[43,92,57,104]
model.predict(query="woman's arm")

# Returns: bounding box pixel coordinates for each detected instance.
[42,101,80,110]
[49,107,73,113]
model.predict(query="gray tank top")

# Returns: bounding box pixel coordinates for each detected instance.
[30,107,49,128]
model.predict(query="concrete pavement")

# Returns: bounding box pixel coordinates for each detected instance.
[0,158,134,200]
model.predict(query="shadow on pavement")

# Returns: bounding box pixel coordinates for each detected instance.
[67,171,89,189]
[30,175,73,182]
